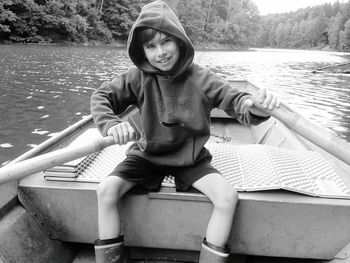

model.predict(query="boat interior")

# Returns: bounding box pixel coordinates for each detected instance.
[1,80,350,262]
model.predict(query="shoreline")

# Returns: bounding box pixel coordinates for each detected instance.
[2,40,346,53]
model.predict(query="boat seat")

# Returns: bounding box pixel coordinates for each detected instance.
[44,136,350,199]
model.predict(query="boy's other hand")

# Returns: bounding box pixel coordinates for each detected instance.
[107,122,137,145]
[244,88,280,117]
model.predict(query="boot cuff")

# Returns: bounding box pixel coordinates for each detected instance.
[202,238,230,255]
[94,235,124,246]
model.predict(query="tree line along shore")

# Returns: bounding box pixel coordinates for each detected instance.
[1,0,350,52]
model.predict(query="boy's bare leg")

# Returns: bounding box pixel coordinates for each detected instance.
[192,173,238,247]
[96,176,137,239]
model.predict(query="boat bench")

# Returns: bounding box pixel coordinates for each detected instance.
[43,131,350,199]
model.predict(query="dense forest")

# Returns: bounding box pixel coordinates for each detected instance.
[1,0,350,51]
[258,1,350,51]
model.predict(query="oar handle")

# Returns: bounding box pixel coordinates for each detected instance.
[0,136,115,185]
[249,83,350,166]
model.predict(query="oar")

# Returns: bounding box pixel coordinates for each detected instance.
[0,136,115,185]
[248,81,350,166]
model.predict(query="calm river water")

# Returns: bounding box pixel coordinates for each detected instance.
[1,44,350,166]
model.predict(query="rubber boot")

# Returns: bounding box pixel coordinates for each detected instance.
[198,238,230,263]
[94,235,124,263]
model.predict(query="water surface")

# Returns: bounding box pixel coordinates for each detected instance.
[1,45,349,165]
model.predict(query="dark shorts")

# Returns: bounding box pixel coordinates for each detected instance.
[109,155,219,192]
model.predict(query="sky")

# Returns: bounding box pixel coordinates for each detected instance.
[251,0,345,15]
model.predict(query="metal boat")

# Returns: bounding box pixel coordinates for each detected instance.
[1,80,350,263]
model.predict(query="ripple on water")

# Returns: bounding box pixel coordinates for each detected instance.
[32,129,49,135]
[0,143,13,148]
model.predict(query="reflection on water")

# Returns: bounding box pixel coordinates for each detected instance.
[1,45,350,165]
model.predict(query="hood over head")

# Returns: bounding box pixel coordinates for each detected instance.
[127,0,194,78]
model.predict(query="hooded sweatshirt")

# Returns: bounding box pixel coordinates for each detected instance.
[91,0,268,166]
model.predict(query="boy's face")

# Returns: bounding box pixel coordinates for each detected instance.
[142,32,180,72]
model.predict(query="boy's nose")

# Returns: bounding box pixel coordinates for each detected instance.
[156,46,166,56]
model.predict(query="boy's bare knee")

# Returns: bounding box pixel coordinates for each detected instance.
[96,178,120,206]
[215,185,238,211]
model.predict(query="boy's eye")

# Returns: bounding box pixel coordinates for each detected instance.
[144,44,154,49]
[162,38,172,44]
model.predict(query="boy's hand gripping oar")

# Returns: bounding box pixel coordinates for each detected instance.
[247,82,350,166]
[0,136,115,185]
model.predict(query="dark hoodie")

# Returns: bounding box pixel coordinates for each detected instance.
[91,0,268,166]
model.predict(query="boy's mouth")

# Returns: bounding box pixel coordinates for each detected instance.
[158,57,171,63]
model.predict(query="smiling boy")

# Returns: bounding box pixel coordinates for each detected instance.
[142,30,180,72]
[91,1,279,263]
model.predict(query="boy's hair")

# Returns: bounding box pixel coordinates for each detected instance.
[137,27,159,44]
